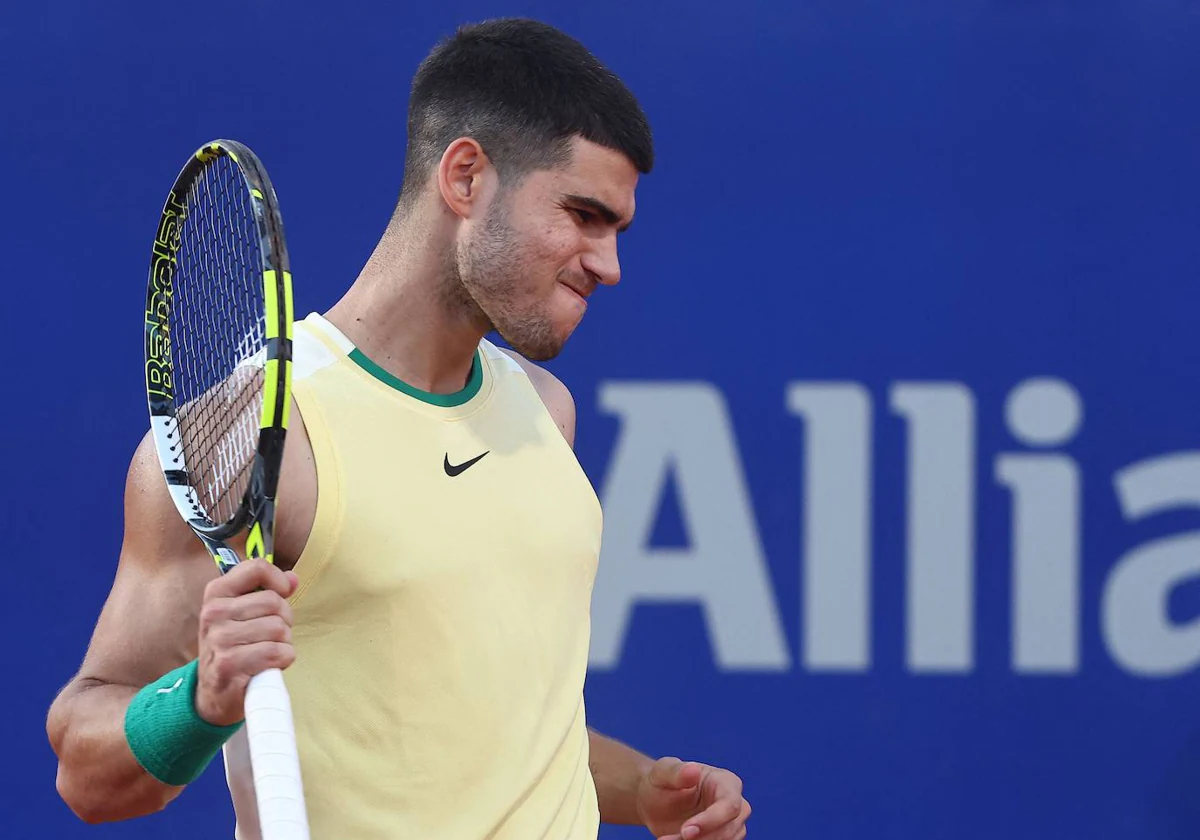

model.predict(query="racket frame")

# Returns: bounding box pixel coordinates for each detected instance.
[143,139,293,572]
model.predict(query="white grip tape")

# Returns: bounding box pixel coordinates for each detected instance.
[245,668,310,840]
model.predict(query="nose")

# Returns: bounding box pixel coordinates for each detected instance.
[581,235,621,287]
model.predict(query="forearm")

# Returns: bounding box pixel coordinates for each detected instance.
[48,681,184,823]
[588,727,654,825]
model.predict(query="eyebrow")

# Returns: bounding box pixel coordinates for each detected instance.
[564,194,633,233]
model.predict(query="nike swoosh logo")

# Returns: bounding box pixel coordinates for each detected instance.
[444,451,489,477]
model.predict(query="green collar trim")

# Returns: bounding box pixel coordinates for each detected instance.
[347,347,484,407]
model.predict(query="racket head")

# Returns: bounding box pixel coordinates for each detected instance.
[144,140,293,567]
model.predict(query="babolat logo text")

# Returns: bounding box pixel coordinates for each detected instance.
[588,378,1200,679]
[145,192,185,400]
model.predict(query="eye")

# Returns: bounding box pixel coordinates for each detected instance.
[571,207,596,224]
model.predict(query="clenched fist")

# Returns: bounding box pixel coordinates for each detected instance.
[194,559,298,727]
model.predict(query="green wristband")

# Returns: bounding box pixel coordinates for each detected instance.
[124,659,244,786]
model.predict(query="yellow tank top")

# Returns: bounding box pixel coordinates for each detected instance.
[223,313,602,840]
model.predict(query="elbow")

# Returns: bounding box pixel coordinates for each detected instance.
[55,763,170,825]
[46,683,175,824]
[47,702,102,823]
[56,765,112,824]
[47,706,95,822]
[51,721,172,825]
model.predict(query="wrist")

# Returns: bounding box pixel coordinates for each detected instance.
[588,728,657,825]
[193,674,240,728]
[633,754,656,787]
[124,660,243,786]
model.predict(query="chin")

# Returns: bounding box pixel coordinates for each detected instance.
[495,307,580,361]
[511,338,565,362]
[507,324,575,361]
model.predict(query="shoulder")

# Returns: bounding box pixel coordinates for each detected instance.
[496,347,576,447]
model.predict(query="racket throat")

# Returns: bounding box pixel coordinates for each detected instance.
[245,498,277,564]
[196,533,242,575]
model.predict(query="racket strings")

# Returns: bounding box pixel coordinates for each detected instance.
[170,156,267,527]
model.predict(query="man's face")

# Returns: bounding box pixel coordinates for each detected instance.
[456,136,638,361]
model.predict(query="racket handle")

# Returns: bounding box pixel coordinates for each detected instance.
[245,668,310,840]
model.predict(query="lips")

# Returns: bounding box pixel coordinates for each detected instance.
[559,281,593,302]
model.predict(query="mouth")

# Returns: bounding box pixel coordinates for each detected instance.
[559,281,591,305]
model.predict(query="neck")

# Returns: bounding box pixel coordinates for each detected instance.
[325,203,487,396]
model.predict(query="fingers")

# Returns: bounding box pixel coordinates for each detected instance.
[649,757,705,791]
[209,614,292,648]
[679,798,740,839]
[195,639,296,726]
[207,641,297,685]
[195,559,299,727]
[709,800,750,840]
[205,588,295,623]
[681,795,751,840]
[204,557,295,600]
[667,830,746,840]
[199,590,295,644]
[224,641,297,674]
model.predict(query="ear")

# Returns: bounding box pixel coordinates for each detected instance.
[436,137,495,220]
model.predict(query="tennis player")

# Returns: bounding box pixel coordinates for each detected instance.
[48,18,751,840]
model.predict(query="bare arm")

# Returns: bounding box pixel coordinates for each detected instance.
[588,728,655,824]
[46,433,218,823]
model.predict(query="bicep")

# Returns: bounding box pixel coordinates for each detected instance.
[74,433,219,690]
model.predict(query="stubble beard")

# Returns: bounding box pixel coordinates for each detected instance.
[449,201,564,362]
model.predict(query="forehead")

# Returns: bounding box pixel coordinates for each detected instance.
[524,137,639,215]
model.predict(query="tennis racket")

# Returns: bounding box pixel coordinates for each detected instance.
[143,139,309,840]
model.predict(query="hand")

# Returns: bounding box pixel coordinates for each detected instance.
[195,558,299,727]
[636,756,751,840]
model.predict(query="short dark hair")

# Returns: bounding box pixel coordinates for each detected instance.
[397,18,654,207]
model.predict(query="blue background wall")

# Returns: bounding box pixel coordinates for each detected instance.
[4,1,1200,837]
